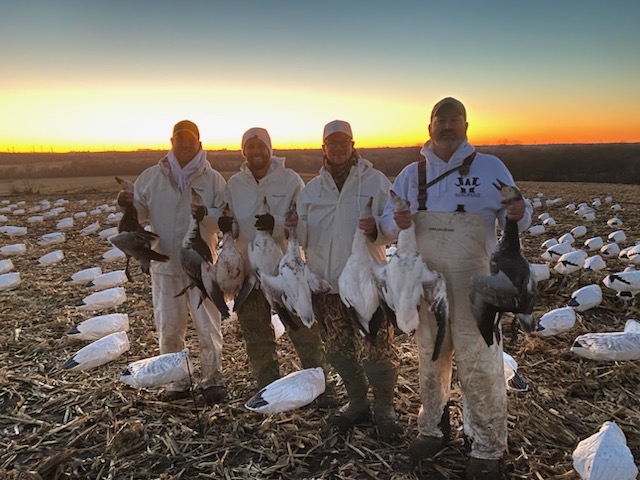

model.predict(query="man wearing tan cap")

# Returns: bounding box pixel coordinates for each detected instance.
[117,119,228,405]
[381,98,531,479]
[290,120,401,440]
[219,127,336,406]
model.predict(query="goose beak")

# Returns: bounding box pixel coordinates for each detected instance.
[492,178,507,191]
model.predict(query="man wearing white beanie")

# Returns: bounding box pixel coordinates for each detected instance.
[291,120,401,440]
[221,127,336,405]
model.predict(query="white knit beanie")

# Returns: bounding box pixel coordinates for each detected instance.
[242,128,273,157]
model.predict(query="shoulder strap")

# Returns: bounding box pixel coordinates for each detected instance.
[417,151,476,211]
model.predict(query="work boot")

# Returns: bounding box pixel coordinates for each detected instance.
[202,385,227,406]
[161,389,190,402]
[363,362,401,441]
[408,405,450,459]
[330,398,371,430]
[326,352,370,431]
[466,458,503,480]
[315,380,340,409]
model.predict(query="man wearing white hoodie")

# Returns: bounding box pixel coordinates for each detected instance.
[292,120,400,440]
[380,98,531,479]
[221,128,334,405]
[117,120,228,405]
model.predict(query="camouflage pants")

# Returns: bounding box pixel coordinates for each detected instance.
[236,288,329,389]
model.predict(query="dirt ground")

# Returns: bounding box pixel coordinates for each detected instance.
[1,181,639,479]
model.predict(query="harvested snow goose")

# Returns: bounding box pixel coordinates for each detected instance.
[76,286,127,311]
[339,197,386,340]
[108,177,170,281]
[533,306,576,337]
[177,189,229,319]
[120,348,193,388]
[67,313,130,341]
[373,191,448,357]
[470,180,536,346]
[572,421,638,480]
[62,331,130,371]
[568,284,602,312]
[260,202,331,328]
[245,367,325,414]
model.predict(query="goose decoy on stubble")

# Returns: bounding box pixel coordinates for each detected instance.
[258,201,331,329]
[372,190,448,361]
[109,177,169,281]
[176,189,230,319]
[469,179,537,347]
[338,197,386,341]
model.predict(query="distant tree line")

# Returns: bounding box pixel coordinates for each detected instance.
[1,143,638,184]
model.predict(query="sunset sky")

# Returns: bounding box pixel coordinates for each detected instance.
[2,1,639,153]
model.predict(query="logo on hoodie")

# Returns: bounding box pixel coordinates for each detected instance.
[454,176,481,198]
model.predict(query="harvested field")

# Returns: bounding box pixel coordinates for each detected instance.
[1,181,639,480]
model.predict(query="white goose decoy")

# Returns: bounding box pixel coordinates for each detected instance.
[108,178,170,281]
[245,367,326,414]
[56,217,74,230]
[1,226,28,238]
[373,191,448,357]
[570,225,587,238]
[571,331,640,361]
[592,197,602,208]
[259,202,331,328]
[554,250,588,275]
[502,351,528,392]
[573,421,638,480]
[608,230,626,243]
[541,242,573,262]
[533,306,576,337]
[79,221,101,236]
[540,238,559,250]
[86,270,128,290]
[584,236,604,251]
[470,180,536,346]
[604,196,613,204]
[537,212,550,222]
[542,217,556,227]
[583,255,606,272]
[76,286,127,311]
[67,313,130,341]
[568,284,602,312]
[0,272,21,291]
[558,232,575,245]
[66,267,103,284]
[526,225,545,236]
[120,348,192,388]
[529,263,550,282]
[27,216,44,224]
[0,243,27,257]
[62,331,130,371]
[339,197,386,340]
[73,211,87,219]
[582,212,596,222]
[177,189,229,319]
[104,212,124,225]
[607,216,623,228]
[600,242,620,258]
[602,270,640,295]
[102,247,126,263]
[38,250,64,266]
[210,206,246,303]
[565,203,576,211]
[98,227,119,239]
[38,232,66,246]
[0,258,14,274]
[610,203,622,212]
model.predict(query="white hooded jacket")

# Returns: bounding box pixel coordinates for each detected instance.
[297,157,391,292]
[224,156,304,270]
[133,152,226,276]
[380,139,532,255]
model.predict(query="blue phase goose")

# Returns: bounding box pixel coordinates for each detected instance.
[338,197,386,341]
[469,179,537,347]
[176,189,229,320]
[372,191,448,360]
[259,202,331,329]
[109,177,169,281]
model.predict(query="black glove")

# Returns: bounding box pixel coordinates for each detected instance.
[116,190,133,208]
[194,206,207,222]
[218,215,234,233]
[255,213,275,231]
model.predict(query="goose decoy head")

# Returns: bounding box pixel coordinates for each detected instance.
[492,179,523,203]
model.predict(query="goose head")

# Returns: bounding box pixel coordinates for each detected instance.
[115,177,135,194]
[389,190,410,212]
[492,179,523,203]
